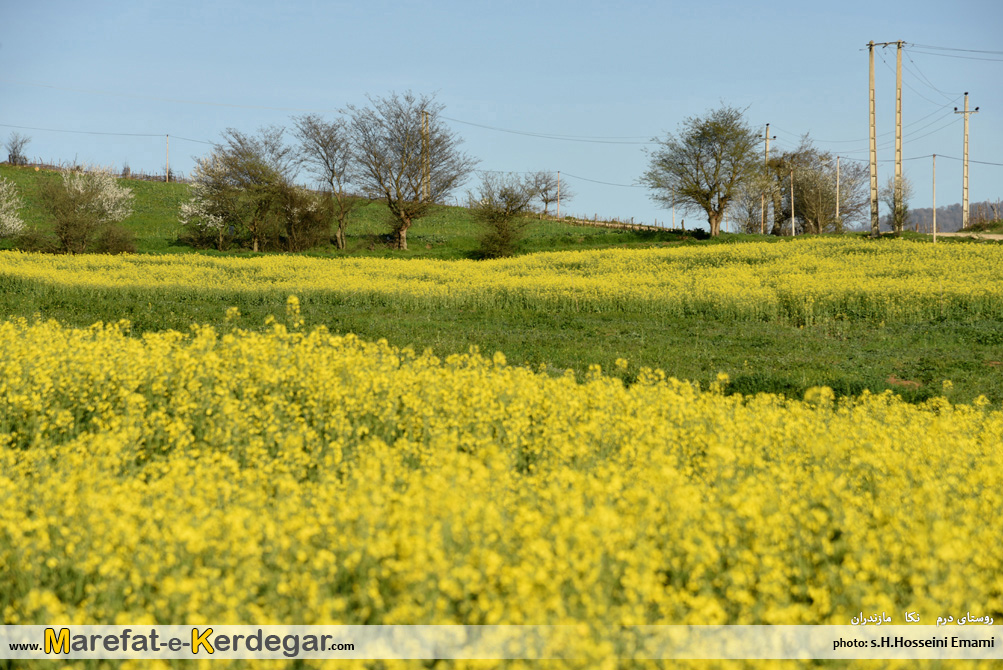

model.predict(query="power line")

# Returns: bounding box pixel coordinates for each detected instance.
[877,49,942,107]
[0,122,160,138]
[476,168,643,188]
[906,49,1003,63]
[441,116,653,145]
[903,52,959,102]
[907,43,1003,55]
[770,97,961,148]
[0,122,213,144]
[560,172,644,188]
[841,153,1003,167]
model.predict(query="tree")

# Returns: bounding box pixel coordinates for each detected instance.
[642,105,761,237]
[0,176,25,237]
[469,172,538,258]
[293,113,361,250]
[274,183,333,252]
[41,168,134,254]
[880,174,913,235]
[347,91,477,250]
[181,127,301,252]
[5,132,30,166]
[755,136,869,236]
[531,170,572,218]
[178,155,235,250]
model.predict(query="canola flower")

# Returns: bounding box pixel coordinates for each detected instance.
[2,237,1003,324]
[2,316,1003,669]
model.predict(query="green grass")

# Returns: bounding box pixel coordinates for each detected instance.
[2,164,717,258]
[3,163,1003,406]
[2,279,1000,406]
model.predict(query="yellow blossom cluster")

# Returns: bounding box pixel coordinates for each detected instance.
[2,316,1002,668]
[2,237,1003,323]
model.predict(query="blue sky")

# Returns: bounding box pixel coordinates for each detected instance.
[1,0,1000,230]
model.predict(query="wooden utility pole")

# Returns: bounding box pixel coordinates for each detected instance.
[761,123,776,234]
[894,41,904,220]
[790,169,795,236]
[932,153,937,243]
[954,92,979,228]
[421,111,430,203]
[556,171,561,219]
[836,156,841,224]
[868,41,879,236]
[166,134,170,183]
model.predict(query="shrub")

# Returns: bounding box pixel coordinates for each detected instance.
[0,176,25,237]
[274,184,332,252]
[93,224,137,254]
[41,168,134,254]
[469,173,537,259]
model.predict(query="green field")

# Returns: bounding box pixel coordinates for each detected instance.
[2,164,1002,406]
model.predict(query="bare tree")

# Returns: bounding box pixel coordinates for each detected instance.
[642,104,761,236]
[293,113,360,250]
[180,127,304,252]
[347,91,477,250]
[215,126,297,252]
[531,170,573,218]
[880,174,913,235]
[469,172,538,258]
[4,132,30,166]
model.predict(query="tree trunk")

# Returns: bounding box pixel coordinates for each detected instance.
[396,224,409,250]
[709,211,723,237]
[335,224,346,250]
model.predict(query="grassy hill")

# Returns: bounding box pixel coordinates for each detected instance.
[1,164,722,257]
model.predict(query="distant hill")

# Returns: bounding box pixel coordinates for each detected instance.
[880,200,1001,232]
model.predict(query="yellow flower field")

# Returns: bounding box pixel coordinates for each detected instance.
[2,313,1002,668]
[2,237,1003,323]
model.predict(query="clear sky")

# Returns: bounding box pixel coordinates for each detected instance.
[1,0,1001,230]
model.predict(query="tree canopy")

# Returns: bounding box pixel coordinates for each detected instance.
[642,105,761,236]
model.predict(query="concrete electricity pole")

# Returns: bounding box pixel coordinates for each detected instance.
[836,156,841,224]
[894,41,904,221]
[421,110,430,203]
[761,123,775,234]
[932,153,937,243]
[868,41,879,237]
[867,41,903,236]
[166,134,170,183]
[790,168,795,237]
[954,92,979,228]
[556,171,561,219]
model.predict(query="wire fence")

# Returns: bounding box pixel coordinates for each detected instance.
[5,159,188,184]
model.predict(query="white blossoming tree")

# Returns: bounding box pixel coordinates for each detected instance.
[0,176,25,237]
[41,168,134,254]
[179,156,233,250]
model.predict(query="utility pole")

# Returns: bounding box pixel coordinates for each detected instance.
[761,123,776,234]
[954,92,979,228]
[895,41,904,222]
[790,169,795,237]
[556,171,560,219]
[166,134,170,183]
[932,153,937,243]
[836,156,841,225]
[421,111,430,203]
[868,41,879,237]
